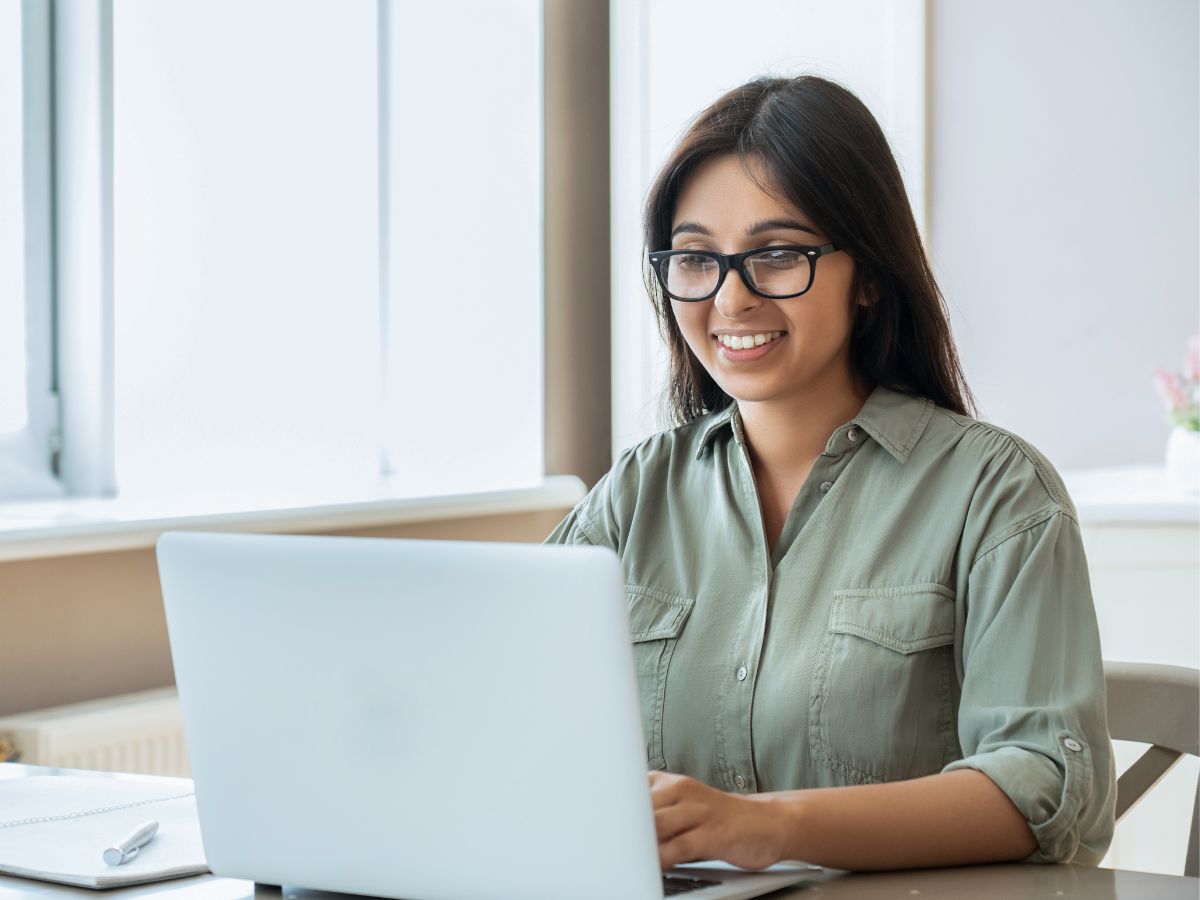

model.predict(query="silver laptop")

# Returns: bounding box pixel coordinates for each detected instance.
[157,532,822,900]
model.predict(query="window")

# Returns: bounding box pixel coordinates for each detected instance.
[380,1,542,497]
[3,0,543,506]
[112,1,383,505]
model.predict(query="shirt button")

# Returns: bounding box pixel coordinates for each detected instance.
[820,481,833,492]
[1063,738,1082,752]
[733,773,747,789]
[848,428,860,442]
[736,665,748,681]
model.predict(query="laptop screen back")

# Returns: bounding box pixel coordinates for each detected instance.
[158,532,664,900]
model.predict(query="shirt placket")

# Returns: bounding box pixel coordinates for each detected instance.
[769,424,866,568]
[720,420,868,793]
[719,420,771,794]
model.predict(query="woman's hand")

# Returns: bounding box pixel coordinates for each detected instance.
[649,770,792,871]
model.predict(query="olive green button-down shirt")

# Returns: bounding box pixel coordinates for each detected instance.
[545,385,1116,865]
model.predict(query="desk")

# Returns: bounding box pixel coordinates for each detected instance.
[1,863,1196,900]
[2,765,1196,900]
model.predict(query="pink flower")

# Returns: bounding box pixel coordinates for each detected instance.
[1185,334,1200,382]
[1155,369,1189,412]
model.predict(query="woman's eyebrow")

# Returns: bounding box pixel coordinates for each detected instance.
[670,222,711,238]
[669,219,821,239]
[747,218,820,237]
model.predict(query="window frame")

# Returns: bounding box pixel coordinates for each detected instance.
[0,0,62,500]
[52,0,117,497]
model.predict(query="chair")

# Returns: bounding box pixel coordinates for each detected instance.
[1103,661,1200,877]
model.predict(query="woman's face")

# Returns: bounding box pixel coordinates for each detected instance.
[668,154,864,407]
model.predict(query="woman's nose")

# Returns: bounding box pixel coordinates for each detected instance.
[713,269,762,319]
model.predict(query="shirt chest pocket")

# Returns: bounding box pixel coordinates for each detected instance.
[627,584,695,771]
[809,583,960,785]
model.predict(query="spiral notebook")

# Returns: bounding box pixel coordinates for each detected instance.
[0,775,210,889]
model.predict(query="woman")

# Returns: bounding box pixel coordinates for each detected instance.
[546,76,1115,871]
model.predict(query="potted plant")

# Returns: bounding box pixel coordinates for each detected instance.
[1154,334,1200,494]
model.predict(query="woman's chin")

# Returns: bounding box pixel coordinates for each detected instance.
[711,379,789,406]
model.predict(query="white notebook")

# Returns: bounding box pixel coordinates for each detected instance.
[0,775,210,889]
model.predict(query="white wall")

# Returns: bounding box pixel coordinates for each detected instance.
[930,0,1199,470]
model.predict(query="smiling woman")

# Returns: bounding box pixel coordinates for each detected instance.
[547,75,1116,873]
[642,78,970,434]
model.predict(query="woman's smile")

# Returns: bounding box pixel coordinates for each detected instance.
[713,330,787,361]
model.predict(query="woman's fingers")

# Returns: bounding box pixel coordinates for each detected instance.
[654,800,704,843]
[649,773,715,867]
[658,826,705,870]
[648,770,691,807]
[647,772,785,871]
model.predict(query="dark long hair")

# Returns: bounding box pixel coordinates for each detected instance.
[644,75,977,424]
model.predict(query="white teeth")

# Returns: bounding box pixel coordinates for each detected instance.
[718,331,782,350]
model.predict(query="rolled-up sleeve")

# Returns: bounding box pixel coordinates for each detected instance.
[942,508,1116,864]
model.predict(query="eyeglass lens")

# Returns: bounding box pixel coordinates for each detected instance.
[665,249,812,299]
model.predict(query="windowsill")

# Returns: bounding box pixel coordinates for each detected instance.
[0,476,586,563]
[1062,465,1200,525]
[4,465,1190,564]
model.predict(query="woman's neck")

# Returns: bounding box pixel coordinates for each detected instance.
[737,371,873,480]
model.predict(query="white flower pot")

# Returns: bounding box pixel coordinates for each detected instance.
[1165,426,1200,494]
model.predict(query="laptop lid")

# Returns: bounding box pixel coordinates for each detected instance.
[158,531,664,900]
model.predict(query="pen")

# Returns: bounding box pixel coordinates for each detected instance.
[102,820,159,866]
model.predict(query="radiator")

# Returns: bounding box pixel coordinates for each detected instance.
[0,687,189,777]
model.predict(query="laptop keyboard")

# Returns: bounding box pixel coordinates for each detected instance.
[663,874,724,895]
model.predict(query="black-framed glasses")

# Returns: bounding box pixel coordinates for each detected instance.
[647,243,839,302]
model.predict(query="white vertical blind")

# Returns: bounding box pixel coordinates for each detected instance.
[382,1,543,496]
[113,0,381,504]
[108,0,543,506]
[0,1,26,434]
[0,0,62,501]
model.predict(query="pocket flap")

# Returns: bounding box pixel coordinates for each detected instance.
[831,583,956,654]
[626,584,695,641]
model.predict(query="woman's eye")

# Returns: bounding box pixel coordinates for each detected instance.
[676,254,713,270]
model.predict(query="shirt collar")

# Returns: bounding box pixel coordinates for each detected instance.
[695,403,741,459]
[848,385,935,463]
[694,385,934,463]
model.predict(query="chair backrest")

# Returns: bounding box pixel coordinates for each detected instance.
[1103,661,1200,877]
